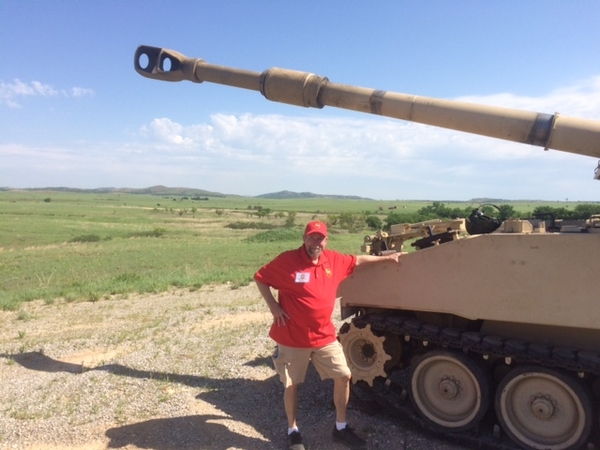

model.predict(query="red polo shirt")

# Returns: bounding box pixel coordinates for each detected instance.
[254,246,357,348]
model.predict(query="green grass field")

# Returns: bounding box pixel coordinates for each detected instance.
[0,190,580,310]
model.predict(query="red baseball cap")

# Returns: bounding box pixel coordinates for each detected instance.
[304,220,328,237]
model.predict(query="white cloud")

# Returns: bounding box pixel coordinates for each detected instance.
[70,87,95,98]
[128,109,595,198]
[0,79,95,108]
[142,118,195,147]
[457,76,600,119]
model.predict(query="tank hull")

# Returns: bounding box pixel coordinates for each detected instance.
[339,232,600,350]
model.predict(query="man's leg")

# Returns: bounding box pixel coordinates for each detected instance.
[273,345,310,449]
[312,343,366,449]
[333,374,351,423]
[284,383,299,428]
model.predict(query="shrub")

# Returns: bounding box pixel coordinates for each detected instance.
[248,228,301,243]
[226,222,276,230]
[128,227,166,238]
[69,234,102,243]
[284,211,297,227]
[366,215,382,230]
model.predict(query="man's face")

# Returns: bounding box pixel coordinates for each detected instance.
[303,233,328,260]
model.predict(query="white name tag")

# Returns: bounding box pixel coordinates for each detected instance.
[295,272,310,283]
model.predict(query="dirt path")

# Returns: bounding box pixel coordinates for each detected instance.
[0,285,460,450]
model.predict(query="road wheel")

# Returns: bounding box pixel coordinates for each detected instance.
[495,365,592,450]
[339,322,397,386]
[409,349,491,431]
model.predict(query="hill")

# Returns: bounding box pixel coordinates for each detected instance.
[254,190,371,200]
[3,185,230,198]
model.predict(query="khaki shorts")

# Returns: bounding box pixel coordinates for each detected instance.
[272,341,351,388]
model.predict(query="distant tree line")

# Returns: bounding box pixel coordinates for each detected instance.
[379,201,600,231]
[232,201,600,234]
[529,203,600,221]
[378,202,511,231]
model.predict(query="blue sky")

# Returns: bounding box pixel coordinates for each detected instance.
[2,1,600,201]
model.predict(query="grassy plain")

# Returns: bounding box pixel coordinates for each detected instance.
[0,190,575,310]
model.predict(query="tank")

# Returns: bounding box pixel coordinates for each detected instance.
[134,46,600,450]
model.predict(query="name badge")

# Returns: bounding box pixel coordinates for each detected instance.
[295,272,310,283]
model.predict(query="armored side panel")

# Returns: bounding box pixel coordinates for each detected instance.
[338,232,600,350]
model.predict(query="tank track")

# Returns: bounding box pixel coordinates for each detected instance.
[346,312,600,450]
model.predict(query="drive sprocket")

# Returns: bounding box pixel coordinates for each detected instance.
[339,322,393,386]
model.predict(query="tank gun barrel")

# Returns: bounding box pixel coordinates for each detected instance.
[134,45,600,161]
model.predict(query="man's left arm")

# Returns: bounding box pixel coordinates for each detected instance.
[355,252,404,266]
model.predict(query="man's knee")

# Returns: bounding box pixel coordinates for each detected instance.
[285,383,300,393]
[334,373,351,384]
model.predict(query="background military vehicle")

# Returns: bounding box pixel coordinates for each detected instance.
[134,45,600,450]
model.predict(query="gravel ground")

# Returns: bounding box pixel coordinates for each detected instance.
[0,284,462,450]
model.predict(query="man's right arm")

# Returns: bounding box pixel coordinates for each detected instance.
[256,280,290,327]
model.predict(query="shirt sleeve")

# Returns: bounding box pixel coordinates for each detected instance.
[254,250,290,289]
[341,253,357,278]
[328,251,357,280]
[254,261,274,286]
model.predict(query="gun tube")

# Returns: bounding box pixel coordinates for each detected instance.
[135,45,600,160]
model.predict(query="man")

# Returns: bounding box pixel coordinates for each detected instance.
[254,220,402,450]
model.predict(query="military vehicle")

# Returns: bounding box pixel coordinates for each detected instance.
[134,45,600,450]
